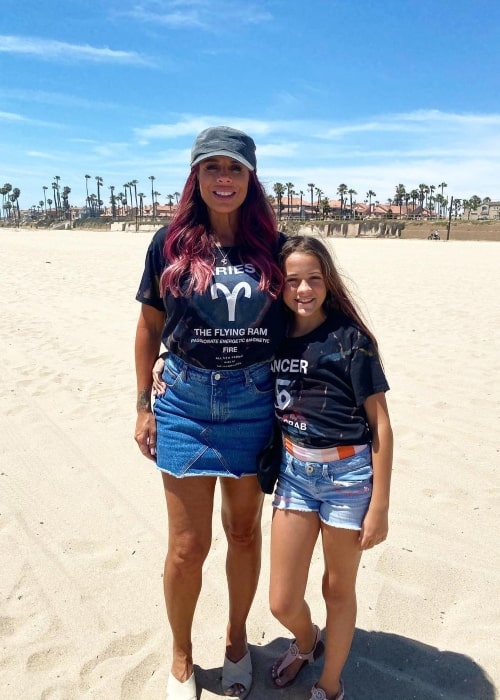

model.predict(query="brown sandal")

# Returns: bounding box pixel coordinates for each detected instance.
[271,624,325,688]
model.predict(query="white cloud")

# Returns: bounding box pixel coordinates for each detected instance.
[0,110,28,122]
[0,88,119,110]
[6,109,500,208]
[128,110,500,200]
[0,35,153,66]
[121,1,272,30]
[25,150,62,160]
[0,110,61,128]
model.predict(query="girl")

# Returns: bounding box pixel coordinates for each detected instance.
[269,235,393,700]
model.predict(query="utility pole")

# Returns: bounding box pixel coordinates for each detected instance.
[446,196,453,240]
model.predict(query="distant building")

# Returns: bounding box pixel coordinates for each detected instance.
[465,198,500,221]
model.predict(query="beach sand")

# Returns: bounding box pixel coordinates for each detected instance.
[1,228,498,699]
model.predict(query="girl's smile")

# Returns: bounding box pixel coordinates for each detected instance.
[283,252,327,335]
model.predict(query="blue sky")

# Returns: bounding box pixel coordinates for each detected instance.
[1,0,500,211]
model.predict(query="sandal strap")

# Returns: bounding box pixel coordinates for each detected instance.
[310,679,345,700]
[222,650,252,696]
[275,624,322,675]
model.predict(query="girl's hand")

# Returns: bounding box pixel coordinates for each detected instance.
[152,355,167,396]
[358,505,388,550]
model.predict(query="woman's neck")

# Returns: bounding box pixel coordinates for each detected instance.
[209,213,239,245]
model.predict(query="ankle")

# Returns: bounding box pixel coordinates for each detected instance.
[170,657,193,682]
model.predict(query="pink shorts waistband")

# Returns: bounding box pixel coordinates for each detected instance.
[284,438,368,463]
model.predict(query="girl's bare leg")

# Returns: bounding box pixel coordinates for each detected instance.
[269,509,320,686]
[316,524,362,697]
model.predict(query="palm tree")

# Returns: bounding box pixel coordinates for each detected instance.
[409,189,419,217]
[95,176,103,214]
[315,187,323,218]
[394,184,406,217]
[130,179,139,216]
[84,175,91,212]
[138,193,145,220]
[435,193,444,218]
[122,184,130,215]
[348,188,357,219]
[429,185,436,217]
[149,176,156,220]
[52,181,59,217]
[53,176,62,211]
[442,197,449,218]
[321,197,331,219]
[365,190,376,214]
[11,188,21,223]
[153,191,161,219]
[1,183,12,219]
[2,182,12,208]
[42,185,48,214]
[337,184,348,219]
[109,185,117,219]
[273,182,285,220]
[299,190,304,219]
[308,183,315,219]
[418,184,429,209]
[285,182,294,218]
[166,194,174,214]
[468,195,482,219]
[61,186,71,217]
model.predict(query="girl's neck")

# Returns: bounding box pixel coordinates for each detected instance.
[289,312,327,338]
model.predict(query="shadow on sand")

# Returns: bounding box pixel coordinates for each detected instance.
[193,628,495,699]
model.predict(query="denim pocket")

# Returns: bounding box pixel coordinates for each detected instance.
[163,362,183,390]
[247,364,274,395]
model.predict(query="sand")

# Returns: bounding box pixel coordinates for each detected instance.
[0,228,498,700]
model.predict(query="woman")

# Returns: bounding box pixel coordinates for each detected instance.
[134,126,285,699]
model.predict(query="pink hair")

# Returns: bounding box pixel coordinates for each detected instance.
[160,169,283,298]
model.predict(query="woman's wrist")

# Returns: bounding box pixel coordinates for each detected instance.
[136,388,153,413]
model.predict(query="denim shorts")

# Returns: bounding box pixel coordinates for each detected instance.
[272,446,373,529]
[153,353,275,478]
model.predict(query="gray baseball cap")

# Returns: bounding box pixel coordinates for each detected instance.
[190,126,256,171]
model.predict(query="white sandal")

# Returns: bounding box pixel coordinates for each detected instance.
[310,679,345,700]
[166,670,197,700]
[222,650,253,699]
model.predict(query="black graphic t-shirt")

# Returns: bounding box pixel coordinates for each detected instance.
[271,313,389,448]
[136,226,286,369]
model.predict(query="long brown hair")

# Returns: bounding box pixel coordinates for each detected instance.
[160,169,283,299]
[280,235,379,349]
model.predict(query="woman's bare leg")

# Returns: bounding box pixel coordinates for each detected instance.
[162,473,217,681]
[220,475,264,657]
[219,475,264,695]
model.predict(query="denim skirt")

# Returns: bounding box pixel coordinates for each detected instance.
[153,353,275,478]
